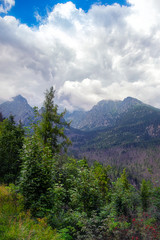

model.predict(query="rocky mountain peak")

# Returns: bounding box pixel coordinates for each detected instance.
[65,96,145,130]
[0,95,34,126]
[123,97,142,105]
[12,95,28,104]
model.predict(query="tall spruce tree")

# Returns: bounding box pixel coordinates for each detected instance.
[39,86,71,153]
[19,87,71,216]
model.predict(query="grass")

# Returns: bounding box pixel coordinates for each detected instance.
[0,185,62,240]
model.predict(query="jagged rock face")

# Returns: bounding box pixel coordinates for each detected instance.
[65,97,143,130]
[0,95,34,126]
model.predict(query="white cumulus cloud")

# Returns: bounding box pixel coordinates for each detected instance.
[0,0,15,13]
[0,1,160,110]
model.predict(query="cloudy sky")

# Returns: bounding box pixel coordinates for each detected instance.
[0,0,160,111]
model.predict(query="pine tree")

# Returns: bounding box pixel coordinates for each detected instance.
[19,87,71,216]
[140,179,151,211]
[39,86,71,153]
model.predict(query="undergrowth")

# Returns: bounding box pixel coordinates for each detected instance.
[0,185,62,240]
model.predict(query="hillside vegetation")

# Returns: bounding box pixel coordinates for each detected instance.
[0,88,160,239]
[0,185,61,240]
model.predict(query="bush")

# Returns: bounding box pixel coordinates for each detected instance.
[0,185,61,240]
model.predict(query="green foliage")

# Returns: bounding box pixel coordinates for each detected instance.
[110,170,140,217]
[120,169,129,189]
[69,167,103,215]
[0,185,61,240]
[152,186,160,221]
[140,179,152,212]
[0,115,24,184]
[39,86,71,154]
[59,228,73,240]
[92,162,111,198]
[19,133,54,216]
[18,124,160,239]
[19,87,71,217]
[8,87,160,239]
[53,183,66,214]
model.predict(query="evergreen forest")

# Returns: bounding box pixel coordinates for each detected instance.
[0,87,160,240]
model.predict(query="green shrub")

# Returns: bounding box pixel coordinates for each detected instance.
[0,185,62,240]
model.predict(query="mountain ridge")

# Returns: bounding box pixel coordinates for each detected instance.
[0,95,34,126]
[65,96,152,130]
[0,95,159,131]
[1,94,160,149]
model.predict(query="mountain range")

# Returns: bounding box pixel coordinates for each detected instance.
[63,97,160,150]
[1,94,160,150]
[65,97,144,130]
[1,95,160,182]
[1,95,160,145]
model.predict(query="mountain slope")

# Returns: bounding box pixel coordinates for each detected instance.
[66,102,160,183]
[65,97,144,130]
[0,95,34,126]
[67,101,160,151]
